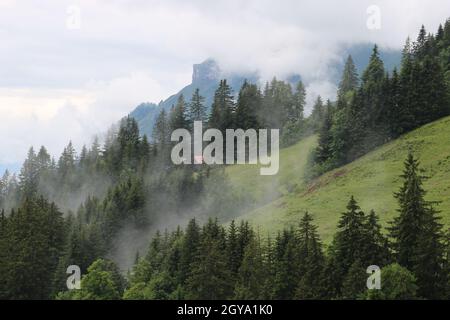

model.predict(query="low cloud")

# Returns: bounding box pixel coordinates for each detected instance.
[0,71,182,165]
[1,0,450,168]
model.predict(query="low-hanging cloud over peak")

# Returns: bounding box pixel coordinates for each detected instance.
[1,0,449,168]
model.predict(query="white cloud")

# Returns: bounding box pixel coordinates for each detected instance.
[1,0,450,168]
[0,71,182,165]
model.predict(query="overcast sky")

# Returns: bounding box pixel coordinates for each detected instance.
[1,0,450,171]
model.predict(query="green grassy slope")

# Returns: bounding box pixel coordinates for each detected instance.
[226,116,450,243]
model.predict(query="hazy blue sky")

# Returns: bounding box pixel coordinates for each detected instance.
[1,0,449,170]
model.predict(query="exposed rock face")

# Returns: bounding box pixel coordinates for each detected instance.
[192,59,221,83]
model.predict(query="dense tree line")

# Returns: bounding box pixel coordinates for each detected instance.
[0,112,243,299]
[152,77,308,156]
[55,153,449,300]
[310,22,450,178]
[2,18,450,301]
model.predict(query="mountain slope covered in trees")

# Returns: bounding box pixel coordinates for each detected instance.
[232,115,450,242]
[1,18,449,300]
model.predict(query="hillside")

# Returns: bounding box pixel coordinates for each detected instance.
[226,116,450,243]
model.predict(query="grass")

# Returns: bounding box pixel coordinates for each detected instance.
[224,116,450,244]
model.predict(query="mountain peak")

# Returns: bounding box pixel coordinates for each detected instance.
[192,58,221,83]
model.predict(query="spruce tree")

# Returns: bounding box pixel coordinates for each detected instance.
[329,196,368,295]
[272,229,299,299]
[234,81,262,130]
[291,80,306,122]
[341,259,367,299]
[314,101,333,164]
[18,147,39,198]
[186,219,232,299]
[152,108,171,164]
[179,218,200,285]
[360,45,385,149]
[294,212,327,299]
[169,94,189,131]
[388,153,446,299]
[364,210,391,266]
[188,88,207,125]
[226,220,240,278]
[3,197,65,299]
[309,96,325,132]
[234,237,267,299]
[338,55,359,98]
[208,79,234,132]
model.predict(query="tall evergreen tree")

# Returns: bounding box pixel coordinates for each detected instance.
[188,88,207,125]
[234,81,262,130]
[18,147,39,198]
[360,45,386,149]
[329,196,369,296]
[290,80,306,122]
[314,100,334,164]
[309,96,325,132]
[1,197,65,299]
[388,153,446,299]
[338,55,359,98]
[169,94,189,131]
[294,212,327,299]
[152,108,171,164]
[179,218,200,285]
[272,229,299,299]
[234,237,267,299]
[186,219,232,299]
[208,79,234,131]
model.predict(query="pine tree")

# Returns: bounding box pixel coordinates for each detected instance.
[338,55,359,98]
[388,153,446,299]
[186,219,232,299]
[233,237,267,299]
[294,212,327,299]
[18,147,39,198]
[234,81,262,130]
[179,218,200,285]
[237,221,254,272]
[208,79,234,131]
[117,117,142,171]
[388,68,411,138]
[261,78,294,129]
[413,25,428,59]
[364,210,391,266]
[2,197,65,299]
[314,101,333,164]
[169,94,189,131]
[188,88,207,126]
[360,45,385,149]
[272,229,299,299]
[309,96,325,132]
[226,220,240,278]
[329,196,368,295]
[345,88,366,161]
[152,108,171,164]
[291,80,306,122]
[341,259,367,299]
[0,209,8,298]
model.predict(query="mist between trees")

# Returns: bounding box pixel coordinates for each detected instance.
[1,19,450,300]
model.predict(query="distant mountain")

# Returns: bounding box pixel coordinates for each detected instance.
[130,59,260,138]
[130,44,401,138]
